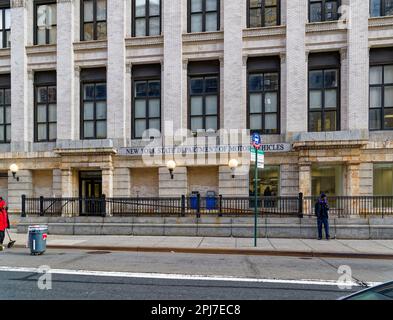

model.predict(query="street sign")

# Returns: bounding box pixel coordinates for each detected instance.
[250,147,264,169]
[251,133,262,149]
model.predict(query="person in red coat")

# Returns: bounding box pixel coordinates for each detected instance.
[0,198,9,250]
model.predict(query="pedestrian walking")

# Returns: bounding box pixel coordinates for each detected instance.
[0,197,10,251]
[314,193,330,240]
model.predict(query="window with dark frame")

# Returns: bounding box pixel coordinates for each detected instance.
[34,1,57,45]
[188,61,220,132]
[81,0,107,41]
[80,68,107,140]
[247,57,280,135]
[132,64,161,139]
[308,52,340,132]
[34,71,57,142]
[188,0,220,33]
[370,0,393,17]
[247,0,280,28]
[370,48,393,131]
[0,1,10,49]
[132,0,161,37]
[309,0,340,22]
[0,74,10,144]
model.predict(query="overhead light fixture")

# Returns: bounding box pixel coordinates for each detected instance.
[9,164,19,181]
[166,160,176,180]
[228,159,239,179]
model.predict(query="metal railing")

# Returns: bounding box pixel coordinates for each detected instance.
[20,194,393,218]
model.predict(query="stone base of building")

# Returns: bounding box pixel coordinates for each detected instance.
[17,216,393,240]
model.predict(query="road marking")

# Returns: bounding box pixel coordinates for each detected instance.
[0,266,381,287]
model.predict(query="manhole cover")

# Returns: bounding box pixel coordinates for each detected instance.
[86,251,111,255]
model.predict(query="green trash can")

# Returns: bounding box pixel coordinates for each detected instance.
[28,225,48,256]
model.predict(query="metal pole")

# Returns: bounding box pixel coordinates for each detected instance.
[254,150,258,247]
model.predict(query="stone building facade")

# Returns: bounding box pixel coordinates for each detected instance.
[1,0,393,213]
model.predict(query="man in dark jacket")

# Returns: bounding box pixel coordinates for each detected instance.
[315,193,330,240]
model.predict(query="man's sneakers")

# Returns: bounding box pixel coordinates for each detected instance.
[0,245,4,251]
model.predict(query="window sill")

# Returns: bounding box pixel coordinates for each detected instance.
[243,25,286,38]
[306,20,348,33]
[369,15,393,28]
[182,31,224,43]
[125,35,164,47]
[73,40,108,52]
[26,44,57,56]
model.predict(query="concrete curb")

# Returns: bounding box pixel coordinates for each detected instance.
[12,244,393,260]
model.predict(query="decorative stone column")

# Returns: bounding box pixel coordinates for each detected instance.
[107,0,126,146]
[280,164,299,196]
[285,0,307,137]
[159,166,187,197]
[57,0,76,142]
[52,169,62,197]
[61,169,73,198]
[223,0,245,130]
[163,0,183,134]
[102,168,114,198]
[346,0,369,131]
[299,163,312,196]
[10,0,30,152]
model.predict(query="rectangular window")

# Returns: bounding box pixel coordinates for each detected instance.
[34,1,57,45]
[247,56,280,135]
[188,0,220,33]
[0,3,10,49]
[80,68,107,139]
[308,52,340,132]
[132,64,161,139]
[312,165,343,198]
[81,0,107,41]
[374,163,393,195]
[309,0,340,22]
[247,0,280,28]
[34,71,57,142]
[188,61,219,132]
[370,48,393,131]
[132,0,161,37]
[370,0,393,17]
[0,74,10,143]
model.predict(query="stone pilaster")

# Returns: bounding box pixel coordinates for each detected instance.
[346,0,369,131]
[359,162,373,196]
[280,164,299,196]
[52,169,62,197]
[8,169,33,213]
[299,163,311,196]
[113,167,131,197]
[223,0,245,130]
[102,168,114,198]
[107,0,126,146]
[347,162,360,196]
[163,0,183,135]
[159,166,187,197]
[10,0,31,152]
[218,166,249,197]
[61,169,73,198]
[285,0,307,137]
[57,0,76,141]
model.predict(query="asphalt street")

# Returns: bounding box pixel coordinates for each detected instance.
[0,270,359,300]
[0,248,392,300]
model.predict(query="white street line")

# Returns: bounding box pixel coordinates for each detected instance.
[0,266,381,287]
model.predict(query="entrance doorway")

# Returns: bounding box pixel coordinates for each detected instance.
[79,171,103,216]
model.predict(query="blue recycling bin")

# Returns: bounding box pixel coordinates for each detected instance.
[190,192,199,210]
[206,191,217,210]
[28,225,48,255]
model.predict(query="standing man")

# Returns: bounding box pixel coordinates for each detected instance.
[0,197,10,251]
[315,193,330,240]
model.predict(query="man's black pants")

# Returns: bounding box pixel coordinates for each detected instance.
[0,230,5,245]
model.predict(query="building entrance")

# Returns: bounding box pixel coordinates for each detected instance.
[79,171,103,216]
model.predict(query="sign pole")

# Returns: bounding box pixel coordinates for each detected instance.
[254,148,258,247]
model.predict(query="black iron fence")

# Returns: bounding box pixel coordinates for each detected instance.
[20,194,393,218]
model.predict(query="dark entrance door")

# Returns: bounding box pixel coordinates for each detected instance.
[79,171,104,216]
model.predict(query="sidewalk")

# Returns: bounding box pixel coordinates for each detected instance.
[7,229,393,259]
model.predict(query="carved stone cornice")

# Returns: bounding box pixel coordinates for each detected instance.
[369,16,393,29]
